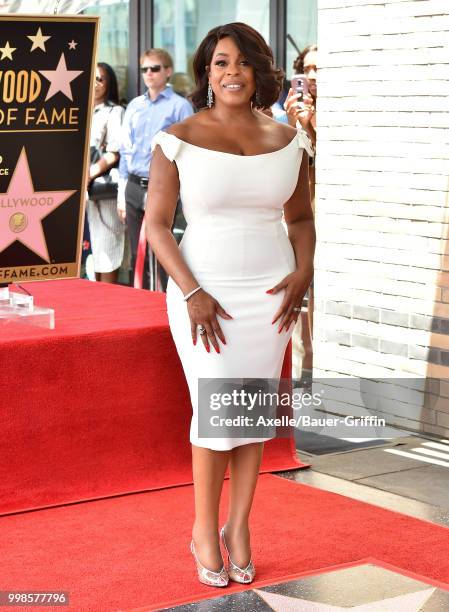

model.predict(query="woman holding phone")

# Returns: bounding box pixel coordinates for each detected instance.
[285,44,317,376]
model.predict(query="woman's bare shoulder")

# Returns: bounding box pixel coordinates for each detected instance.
[165,113,205,140]
[265,115,297,142]
[277,121,298,140]
[256,112,297,145]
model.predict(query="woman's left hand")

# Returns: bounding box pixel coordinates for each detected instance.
[267,270,313,333]
[284,88,315,129]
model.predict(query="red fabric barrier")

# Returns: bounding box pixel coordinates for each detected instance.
[134,218,147,289]
[0,279,306,516]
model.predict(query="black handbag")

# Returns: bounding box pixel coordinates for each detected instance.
[88,146,118,201]
[87,107,118,202]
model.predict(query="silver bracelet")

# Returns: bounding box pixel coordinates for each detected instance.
[183,286,202,301]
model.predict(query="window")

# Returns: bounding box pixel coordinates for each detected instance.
[83,0,130,102]
[286,0,317,79]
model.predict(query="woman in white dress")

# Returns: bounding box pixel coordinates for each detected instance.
[146,23,315,587]
[86,63,125,283]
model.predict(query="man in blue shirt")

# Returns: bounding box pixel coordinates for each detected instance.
[118,48,193,289]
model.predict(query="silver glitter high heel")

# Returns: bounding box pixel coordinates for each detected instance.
[220,524,256,584]
[190,539,229,587]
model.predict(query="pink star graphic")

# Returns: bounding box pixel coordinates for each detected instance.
[39,52,83,101]
[0,148,76,261]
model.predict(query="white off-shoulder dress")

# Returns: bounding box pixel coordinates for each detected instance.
[150,129,314,451]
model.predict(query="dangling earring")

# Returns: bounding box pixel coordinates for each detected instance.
[255,89,262,107]
[207,82,214,108]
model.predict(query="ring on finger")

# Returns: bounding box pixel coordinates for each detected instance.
[198,325,206,335]
[293,307,301,312]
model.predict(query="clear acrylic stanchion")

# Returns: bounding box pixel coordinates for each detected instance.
[149,246,163,292]
[148,227,184,292]
[0,286,55,329]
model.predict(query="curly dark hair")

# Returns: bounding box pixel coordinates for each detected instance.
[191,22,284,111]
[293,44,317,74]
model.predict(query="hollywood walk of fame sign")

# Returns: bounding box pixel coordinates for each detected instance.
[0,14,98,283]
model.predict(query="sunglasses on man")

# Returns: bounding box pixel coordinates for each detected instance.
[140,65,166,74]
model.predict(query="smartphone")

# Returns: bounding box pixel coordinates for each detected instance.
[291,74,309,107]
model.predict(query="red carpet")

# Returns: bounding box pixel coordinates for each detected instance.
[1,474,448,611]
[0,280,306,515]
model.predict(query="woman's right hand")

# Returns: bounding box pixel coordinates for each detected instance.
[187,289,233,353]
[117,199,126,223]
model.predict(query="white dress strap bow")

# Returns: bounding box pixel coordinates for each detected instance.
[295,126,315,158]
[150,131,182,162]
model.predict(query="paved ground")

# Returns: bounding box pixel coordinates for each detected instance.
[292,433,449,525]
[164,430,449,611]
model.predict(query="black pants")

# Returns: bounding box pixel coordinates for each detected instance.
[125,179,186,291]
[125,179,150,289]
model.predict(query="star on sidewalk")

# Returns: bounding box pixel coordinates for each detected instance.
[68,40,78,50]
[254,586,436,611]
[39,53,83,101]
[0,148,76,262]
[0,41,16,60]
[27,27,51,52]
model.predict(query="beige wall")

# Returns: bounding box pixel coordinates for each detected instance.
[314,0,449,437]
